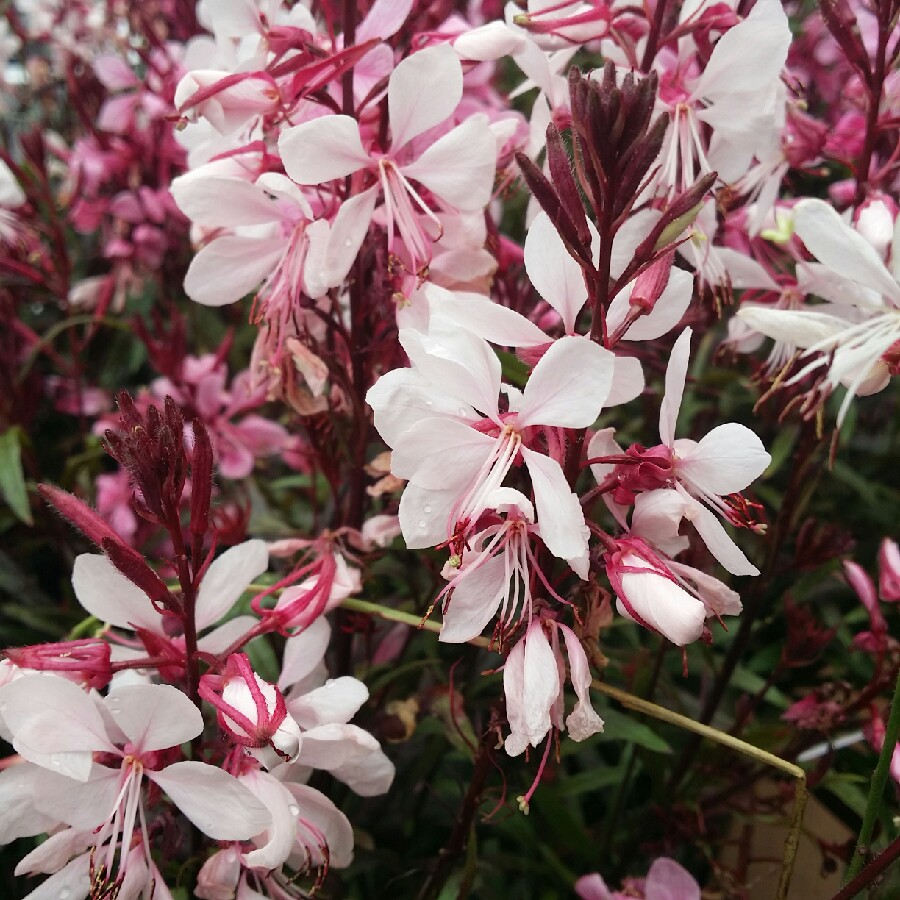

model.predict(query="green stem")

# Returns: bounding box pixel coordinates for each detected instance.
[845,664,900,882]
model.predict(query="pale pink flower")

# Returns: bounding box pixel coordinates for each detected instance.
[278,43,496,274]
[0,676,270,890]
[367,325,613,563]
[503,616,603,757]
[576,856,701,900]
[738,198,900,423]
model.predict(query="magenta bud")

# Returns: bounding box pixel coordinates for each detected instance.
[39,484,128,551]
[199,653,301,762]
[6,639,112,689]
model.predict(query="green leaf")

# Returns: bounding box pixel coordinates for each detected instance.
[497,349,530,388]
[822,773,869,819]
[0,427,32,524]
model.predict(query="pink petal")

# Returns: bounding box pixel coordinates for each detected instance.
[279,115,369,185]
[388,44,463,152]
[574,874,614,900]
[104,683,203,752]
[72,553,161,633]
[20,854,90,900]
[356,0,414,41]
[645,857,701,900]
[150,761,271,839]
[560,625,604,741]
[196,539,268,629]
[617,564,706,646]
[659,328,691,446]
[184,236,285,307]
[517,336,613,428]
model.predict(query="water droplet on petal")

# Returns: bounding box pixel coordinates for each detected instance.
[288,803,299,817]
[423,505,432,513]
[458,407,467,416]
[425,399,433,406]
[51,759,61,767]
[417,520,426,529]
[344,239,353,248]
[60,890,71,900]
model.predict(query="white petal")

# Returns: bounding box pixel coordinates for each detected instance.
[439,554,508,643]
[693,0,790,100]
[184,236,285,306]
[736,306,849,348]
[72,553,160,632]
[171,173,280,227]
[196,539,268,629]
[609,267,694,341]
[1,675,114,781]
[104,683,203,752]
[659,328,691,446]
[522,448,589,562]
[197,615,257,655]
[681,495,759,576]
[0,763,59,843]
[677,423,770,495]
[388,44,462,152]
[283,783,356,868]
[324,187,377,286]
[517,335,614,428]
[618,567,705,646]
[21,854,90,900]
[297,723,395,795]
[794,199,900,304]
[278,617,331,691]
[239,771,297,871]
[403,114,496,211]
[32,765,121,830]
[605,355,645,407]
[560,625,603,741]
[504,623,559,754]
[150,761,271,839]
[524,212,588,333]
[390,418,495,490]
[399,484,459,549]
[287,677,369,729]
[279,115,370,185]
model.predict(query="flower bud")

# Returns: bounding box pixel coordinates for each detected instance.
[4,639,112,689]
[200,653,302,763]
[605,538,705,646]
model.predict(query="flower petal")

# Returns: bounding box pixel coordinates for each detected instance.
[659,328,691,446]
[677,423,770,495]
[794,199,900,305]
[105,683,203,752]
[150,761,271,840]
[72,553,160,632]
[184,236,285,307]
[196,539,268,629]
[517,335,614,428]
[439,554,507,643]
[388,44,462,152]
[279,115,370,185]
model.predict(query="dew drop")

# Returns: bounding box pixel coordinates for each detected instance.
[288,803,299,817]
[417,520,426,529]
[51,759,61,767]
[344,238,353,248]
[423,505,432,514]
[425,399,433,406]
[60,890,71,900]
[458,407,467,416]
